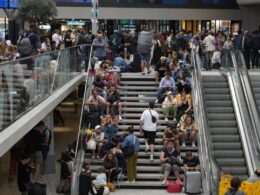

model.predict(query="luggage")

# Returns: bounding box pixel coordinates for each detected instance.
[56,179,70,194]
[27,182,46,195]
[166,179,182,193]
[185,171,201,193]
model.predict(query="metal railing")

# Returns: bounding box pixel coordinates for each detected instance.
[191,49,222,195]
[0,44,91,131]
[71,46,94,195]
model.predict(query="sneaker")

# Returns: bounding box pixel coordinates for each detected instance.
[161,179,166,185]
[131,180,136,183]
[145,144,149,153]
[147,70,151,74]
[192,142,196,147]
[182,142,186,147]
[155,99,158,104]
[173,118,177,122]
[150,155,154,162]
[119,115,122,121]
[96,155,100,159]
[165,117,168,122]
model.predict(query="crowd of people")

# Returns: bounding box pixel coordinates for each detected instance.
[1,25,259,194]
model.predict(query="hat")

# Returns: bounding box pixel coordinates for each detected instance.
[167,91,173,95]
[95,125,101,130]
[160,56,167,61]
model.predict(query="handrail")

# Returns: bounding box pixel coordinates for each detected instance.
[191,49,222,195]
[230,50,260,171]
[71,45,93,195]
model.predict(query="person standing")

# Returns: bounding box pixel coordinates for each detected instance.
[203,31,215,70]
[122,126,140,183]
[17,154,32,195]
[137,29,153,75]
[92,34,107,61]
[140,101,159,161]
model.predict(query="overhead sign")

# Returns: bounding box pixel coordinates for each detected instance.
[67,20,86,26]
[0,0,18,9]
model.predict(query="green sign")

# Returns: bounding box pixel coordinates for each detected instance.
[67,20,85,26]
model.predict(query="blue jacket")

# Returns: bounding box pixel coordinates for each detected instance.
[121,134,140,152]
[102,124,118,141]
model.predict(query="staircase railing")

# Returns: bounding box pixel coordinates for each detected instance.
[191,50,221,195]
[0,44,91,131]
[71,46,93,195]
[230,50,260,172]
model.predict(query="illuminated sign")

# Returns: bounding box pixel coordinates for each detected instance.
[67,20,86,26]
[0,0,18,9]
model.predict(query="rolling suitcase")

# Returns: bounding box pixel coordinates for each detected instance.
[185,171,201,194]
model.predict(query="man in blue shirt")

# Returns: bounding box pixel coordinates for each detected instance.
[156,71,176,103]
[92,34,107,61]
[102,117,119,142]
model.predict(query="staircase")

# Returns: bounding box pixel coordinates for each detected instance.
[202,72,248,179]
[249,72,260,113]
[87,72,198,189]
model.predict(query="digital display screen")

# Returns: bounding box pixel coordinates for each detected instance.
[55,0,239,9]
[0,0,18,9]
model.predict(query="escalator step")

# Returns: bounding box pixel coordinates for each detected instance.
[208,120,237,127]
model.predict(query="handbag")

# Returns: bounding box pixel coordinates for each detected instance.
[166,179,182,193]
[149,109,157,123]
[87,139,96,150]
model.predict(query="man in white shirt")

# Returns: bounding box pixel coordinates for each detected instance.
[203,32,215,70]
[140,102,159,161]
[52,30,62,50]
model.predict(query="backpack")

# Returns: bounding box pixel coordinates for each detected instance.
[77,34,87,45]
[18,33,33,56]
[43,128,52,145]
[123,137,136,158]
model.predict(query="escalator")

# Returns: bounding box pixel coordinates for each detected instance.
[249,72,260,113]
[201,72,248,179]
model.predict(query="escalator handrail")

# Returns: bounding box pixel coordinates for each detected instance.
[191,50,222,194]
[230,50,260,162]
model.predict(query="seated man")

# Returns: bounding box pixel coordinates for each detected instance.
[93,75,107,100]
[114,52,129,72]
[156,71,176,103]
[162,122,179,149]
[85,89,110,116]
[102,117,119,143]
[160,141,182,184]
[107,85,123,120]
[183,151,200,172]
[155,56,170,84]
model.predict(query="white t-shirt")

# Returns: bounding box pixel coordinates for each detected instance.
[140,109,159,132]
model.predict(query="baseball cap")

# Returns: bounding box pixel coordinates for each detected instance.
[95,125,101,130]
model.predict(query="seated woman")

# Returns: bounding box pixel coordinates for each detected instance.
[176,89,192,123]
[91,125,105,159]
[103,152,119,183]
[160,141,182,185]
[180,115,198,147]
[162,91,178,122]
[162,122,179,149]
[175,72,191,94]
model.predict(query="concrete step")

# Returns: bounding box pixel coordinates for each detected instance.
[122,113,164,119]
[118,125,165,132]
[119,119,168,125]
[119,86,157,91]
[122,107,163,112]
[121,96,157,102]
[121,102,162,107]
[120,81,157,86]
[120,91,157,96]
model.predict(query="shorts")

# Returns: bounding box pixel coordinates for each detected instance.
[140,52,151,62]
[162,163,180,173]
[34,151,43,164]
[41,145,50,160]
[143,130,156,145]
